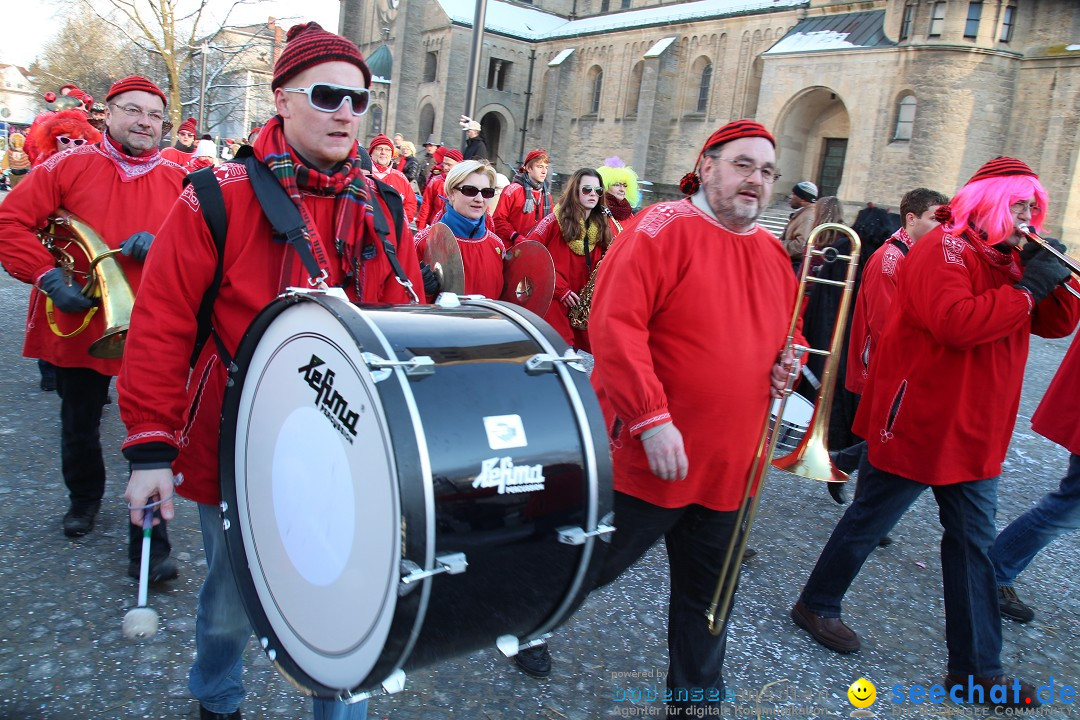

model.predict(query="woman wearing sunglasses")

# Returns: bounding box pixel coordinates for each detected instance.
[526,167,616,352]
[25,108,102,167]
[413,159,507,300]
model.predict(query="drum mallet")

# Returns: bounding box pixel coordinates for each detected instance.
[122,507,159,640]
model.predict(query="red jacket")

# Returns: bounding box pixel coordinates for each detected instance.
[527,211,614,352]
[1031,332,1080,455]
[372,164,418,223]
[589,199,798,511]
[846,228,914,394]
[0,143,185,375]
[159,146,193,164]
[854,227,1080,484]
[492,180,545,246]
[414,221,506,300]
[416,175,446,229]
[118,162,423,505]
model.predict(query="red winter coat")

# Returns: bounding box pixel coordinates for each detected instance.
[589,199,798,511]
[117,162,423,505]
[416,175,446,229]
[160,146,193,164]
[854,227,1080,484]
[1031,332,1080,455]
[492,180,545,246]
[372,164,418,223]
[845,228,914,394]
[0,143,185,375]
[413,221,506,300]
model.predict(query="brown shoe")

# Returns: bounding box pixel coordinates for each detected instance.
[944,674,1041,709]
[790,599,860,653]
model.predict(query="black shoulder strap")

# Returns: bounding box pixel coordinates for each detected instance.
[369,177,416,300]
[241,155,324,283]
[888,238,910,256]
[185,167,227,368]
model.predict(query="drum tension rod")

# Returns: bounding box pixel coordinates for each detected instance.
[362,352,436,378]
[525,352,587,375]
[556,524,616,546]
[398,552,468,592]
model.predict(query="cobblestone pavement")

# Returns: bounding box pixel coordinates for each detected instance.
[0,233,1076,720]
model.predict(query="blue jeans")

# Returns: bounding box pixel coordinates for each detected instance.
[596,492,740,716]
[800,458,1003,677]
[191,503,368,719]
[991,452,1080,585]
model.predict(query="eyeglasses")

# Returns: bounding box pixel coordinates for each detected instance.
[580,186,603,195]
[177,131,195,138]
[1010,201,1040,215]
[283,83,370,116]
[713,156,781,183]
[109,103,165,124]
[56,136,87,146]
[456,184,496,199]
[610,182,627,188]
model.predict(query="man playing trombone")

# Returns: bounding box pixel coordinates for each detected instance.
[586,120,800,717]
[791,157,1079,709]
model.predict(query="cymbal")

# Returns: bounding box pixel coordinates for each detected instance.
[501,240,555,316]
[424,223,465,295]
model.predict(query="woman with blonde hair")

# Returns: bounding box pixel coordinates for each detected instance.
[413,159,506,299]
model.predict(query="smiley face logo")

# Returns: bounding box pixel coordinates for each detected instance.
[848,678,876,708]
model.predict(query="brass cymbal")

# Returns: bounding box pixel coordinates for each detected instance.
[501,240,555,316]
[424,222,465,295]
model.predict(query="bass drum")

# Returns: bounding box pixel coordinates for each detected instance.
[219,290,612,700]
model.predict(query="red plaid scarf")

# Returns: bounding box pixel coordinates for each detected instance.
[252,116,372,278]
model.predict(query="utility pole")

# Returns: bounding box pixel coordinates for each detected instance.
[462,0,488,141]
[199,42,209,133]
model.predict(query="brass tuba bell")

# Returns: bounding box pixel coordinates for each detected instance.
[39,209,135,358]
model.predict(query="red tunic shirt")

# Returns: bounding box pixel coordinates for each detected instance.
[413,222,506,299]
[854,227,1080,484]
[589,199,797,511]
[416,175,446,229]
[372,164,418,223]
[1031,332,1080,456]
[159,146,193,164]
[492,181,544,246]
[117,162,423,505]
[845,227,914,394]
[527,211,610,352]
[0,143,185,375]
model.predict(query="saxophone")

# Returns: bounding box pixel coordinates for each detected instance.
[569,208,622,330]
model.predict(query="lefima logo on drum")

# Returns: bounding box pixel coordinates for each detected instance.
[297,354,360,441]
[473,457,546,495]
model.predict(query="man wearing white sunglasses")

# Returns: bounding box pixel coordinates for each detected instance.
[118,22,420,720]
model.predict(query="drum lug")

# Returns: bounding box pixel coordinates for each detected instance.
[398,552,468,593]
[362,352,436,380]
[556,523,616,546]
[495,634,550,658]
[524,350,587,375]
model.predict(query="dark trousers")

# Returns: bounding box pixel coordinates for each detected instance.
[800,457,1002,676]
[54,366,170,560]
[596,492,740,717]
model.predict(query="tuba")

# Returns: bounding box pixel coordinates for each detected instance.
[38,209,135,358]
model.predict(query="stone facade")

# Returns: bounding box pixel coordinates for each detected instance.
[342,0,1080,242]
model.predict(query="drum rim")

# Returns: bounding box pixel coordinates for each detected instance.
[461,297,609,642]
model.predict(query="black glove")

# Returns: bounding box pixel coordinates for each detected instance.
[1015,251,1071,304]
[419,261,440,296]
[39,268,93,314]
[120,231,154,261]
[1018,237,1067,266]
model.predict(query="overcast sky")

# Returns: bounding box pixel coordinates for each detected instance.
[2,0,341,67]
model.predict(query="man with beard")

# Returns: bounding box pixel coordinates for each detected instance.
[0,75,184,579]
[492,148,550,246]
[160,117,197,164]
[586,120,799,717]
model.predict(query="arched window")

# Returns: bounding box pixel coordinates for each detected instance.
[893,95,916,140]
[696,62,713,113]
[418,104,435,144]
[625,61,643,117]
[588,66,603,115]
[423,52,438,83]
[369,105,384,137]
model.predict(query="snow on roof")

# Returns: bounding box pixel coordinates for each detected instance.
[765,10,896,55]
[438,0,808,42]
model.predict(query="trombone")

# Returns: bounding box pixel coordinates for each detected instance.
[1020,225,1080,301]
[705,223,861,635]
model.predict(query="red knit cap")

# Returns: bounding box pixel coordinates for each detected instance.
[272,22,372,90]
[680,119,776,195]
[368,133,395,156]
[178,117,197,135]
[967,156,1037,185]
[520,149,549,171]
[106,76,168,107]
[442,148,464,163]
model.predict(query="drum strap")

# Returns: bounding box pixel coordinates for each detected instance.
[186,167,228,368]
[888,238,910,255]
[368,177,418,301]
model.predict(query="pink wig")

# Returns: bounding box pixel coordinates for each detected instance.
[945,174,1048,246]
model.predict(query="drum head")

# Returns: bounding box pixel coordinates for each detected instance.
[227,297,401,692]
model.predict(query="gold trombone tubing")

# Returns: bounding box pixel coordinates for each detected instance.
[705,223,862,635]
